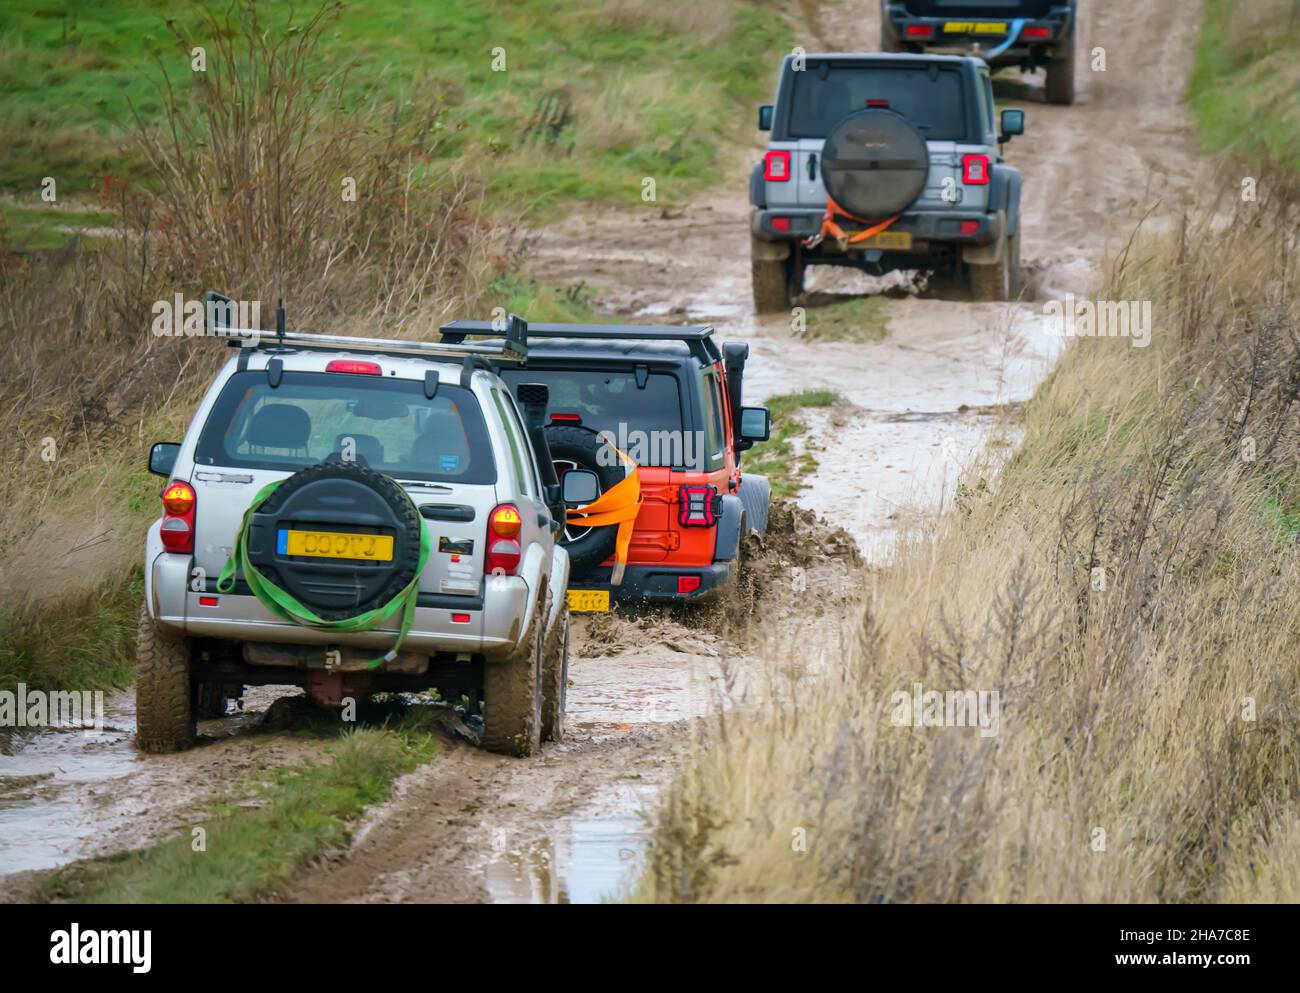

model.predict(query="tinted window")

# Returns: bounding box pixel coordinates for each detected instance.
[195,371,496,484]
[786,65,968,140]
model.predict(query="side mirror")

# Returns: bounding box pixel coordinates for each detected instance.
[739,406,771,443]
[999,108,1025,143]
[561,469,600,505]
[758,104,773,131]
[149,442,181,477]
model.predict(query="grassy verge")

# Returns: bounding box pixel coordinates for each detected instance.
[1188,0,1300,170]
[800,297,891,341]
[745,390,840,499]
[640,177,1300,901]
[37,719,437,903]
[0,0,788,216]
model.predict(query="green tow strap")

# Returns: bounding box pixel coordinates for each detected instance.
[216,479,433,670]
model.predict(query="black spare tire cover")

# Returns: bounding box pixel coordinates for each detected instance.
[821,108,929,220]
[545,423,625,575]
[244,461,423,621]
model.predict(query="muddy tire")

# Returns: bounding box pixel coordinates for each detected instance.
[968,233,1019,302]
[752,250,794,314]
[540,597,570,743]
[738,473,771,533]
[134,600,195,754]
[481,588,547,757]
[1045,32,1076,105]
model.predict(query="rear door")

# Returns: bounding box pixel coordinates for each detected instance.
[189,368,498,600]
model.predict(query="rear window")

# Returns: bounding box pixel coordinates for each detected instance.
[500,367,685,466]
[785,64,969,140]
[195,371,496,484]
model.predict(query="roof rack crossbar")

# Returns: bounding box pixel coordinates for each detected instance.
[439,320,721,364]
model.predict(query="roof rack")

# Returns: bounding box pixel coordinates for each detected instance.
[203,291,529,364]
[439,320,722,364]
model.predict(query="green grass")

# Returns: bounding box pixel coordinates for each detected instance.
[1188,0,1300,170]
[0,567,142,691]
[0,201,114,251]
[745,389,840,499]
[37,718,438,903]
[0,0,788,215]
[801,297,891,342]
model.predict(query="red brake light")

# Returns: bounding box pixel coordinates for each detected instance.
[1022,25,1051,38]
[678,484,719,528]
[771,216,791,233]
[159,480,196,554]
[960,219,981,236]
[866,99,890,108]
[677,575,702,594]
[764,150,791,182]
[962,154,990,185]
[325,359,382,376]
[905,24,934,38]
[452,613,471,623]
[550,413,582,423]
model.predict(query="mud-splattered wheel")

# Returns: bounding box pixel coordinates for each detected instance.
[134,600,196,753]
[481,588,547,757]
[540,597,570,743]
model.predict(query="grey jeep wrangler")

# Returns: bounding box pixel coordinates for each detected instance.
[750,53,1026,310]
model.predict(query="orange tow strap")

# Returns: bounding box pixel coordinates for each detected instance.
[805,194,899,250]
[565,449,642,586]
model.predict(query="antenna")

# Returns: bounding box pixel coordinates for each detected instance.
[276,298,286,343]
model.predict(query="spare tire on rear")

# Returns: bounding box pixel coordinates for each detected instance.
[544,423,626,574]
[822,108,929,220]
[243,460,422,621]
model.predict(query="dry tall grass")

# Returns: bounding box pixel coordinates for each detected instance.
[643,180,1300,903]
[0,3,499,597]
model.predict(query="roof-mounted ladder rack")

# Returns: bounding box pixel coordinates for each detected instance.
[202,291,529,364]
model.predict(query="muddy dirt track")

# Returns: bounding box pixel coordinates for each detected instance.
[0,0,1213,902]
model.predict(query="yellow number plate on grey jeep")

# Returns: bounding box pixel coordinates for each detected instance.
[944,21,1007,34]
[861,231,912,250]
[281,529,394,562]
[568,589,610,612]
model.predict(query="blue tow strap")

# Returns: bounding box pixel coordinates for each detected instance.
[986,19,1028,60]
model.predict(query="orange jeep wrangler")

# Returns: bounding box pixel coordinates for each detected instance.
[439,321,772,609]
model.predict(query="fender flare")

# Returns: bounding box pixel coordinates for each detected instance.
[714,494,745,562]
[989,164,1023,237]
[749,161,767,209]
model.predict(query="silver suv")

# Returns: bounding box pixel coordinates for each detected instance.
[138,303,585,757]
[751,52,1026,308]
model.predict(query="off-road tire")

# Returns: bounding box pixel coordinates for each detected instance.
[968,233,1020,302]
[134,600,195,753]
[540,597,570,743]
[752,251,794,314]
[1045,32,1076,105]
[481,588,547,757]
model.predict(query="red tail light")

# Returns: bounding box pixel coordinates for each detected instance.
[678,484,719,528]
[325,359,382,375]
[962,154,990,185]
[486,504,522,575]
[1022,25,1051,39]
[771,216,791,233]
[677,575,702,594]
[550,413,582,423]
[764,150,791,182]
[866,99,890,108]
[159,480,196,554]
[905,24,934,38]
[960,219,981,236]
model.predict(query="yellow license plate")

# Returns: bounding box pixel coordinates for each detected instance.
[568,589,610,612]
[281,529,394,562]
[944,21,1007,34]
[861,231,912,250]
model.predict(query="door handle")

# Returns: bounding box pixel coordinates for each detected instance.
[808,152,818,181]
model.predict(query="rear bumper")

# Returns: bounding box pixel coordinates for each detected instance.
[569,561,735,604]
[882,8,1072,64]
[753,207,1002,248]
[149,550,533,661]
